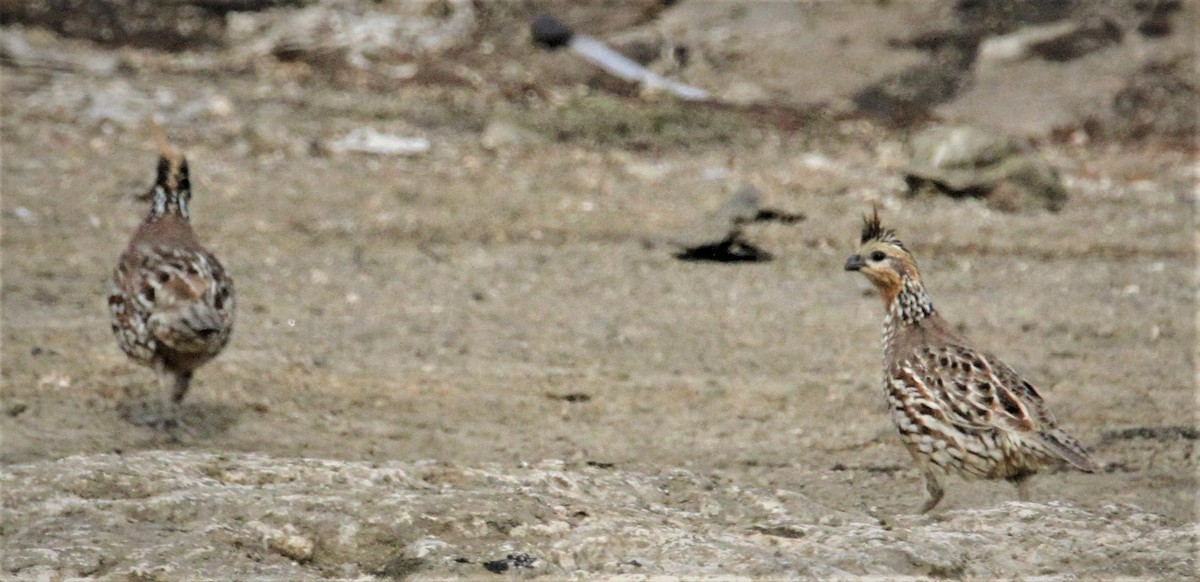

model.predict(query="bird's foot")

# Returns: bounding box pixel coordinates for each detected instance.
[121,400,195,442]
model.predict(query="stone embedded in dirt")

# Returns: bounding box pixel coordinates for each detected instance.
[327,128,430,156]
[226,0,477,71]
[902,124,1068,212]
[977,17,1123,65]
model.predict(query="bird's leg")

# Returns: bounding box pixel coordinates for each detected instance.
[1009,472,1033,502]
[919,468,944,513]
[122,361,171,430]
[134,364,192,437]
[148,361,176,431]
[172,370,193,405]
[163,370,196,442]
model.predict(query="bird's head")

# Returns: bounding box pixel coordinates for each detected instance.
[148,121,191,220]
[844,209,921,304]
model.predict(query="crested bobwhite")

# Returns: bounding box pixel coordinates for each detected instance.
[107,129,235,431]
[844,209,1097,512]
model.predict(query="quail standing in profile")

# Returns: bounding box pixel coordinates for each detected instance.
[107,129,235,432]
[844,209,1097,512]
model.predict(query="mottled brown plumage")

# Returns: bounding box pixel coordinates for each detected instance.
[107,132,234,432]
[845,209,1097,512]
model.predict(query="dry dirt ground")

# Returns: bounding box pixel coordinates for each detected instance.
[1,1,1197,579]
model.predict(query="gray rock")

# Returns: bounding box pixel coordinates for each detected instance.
[0,26,119,74]
[227,0,477,70]
[903,124,1068,212]
[327,127,430,156]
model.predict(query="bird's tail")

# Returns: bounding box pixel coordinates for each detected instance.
[1038,429,1100,473]
[150,302,232,354]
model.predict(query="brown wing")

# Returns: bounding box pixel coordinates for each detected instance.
[903,345,1040,435]
[886,361,1006,478]
[107,248,157,365]
[978,352,1099,472]
[902,344,1099,473]
[987,358,1061,427]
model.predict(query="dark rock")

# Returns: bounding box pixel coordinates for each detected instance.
[0,0,302,50]
[667,186,805,263]
[903,124,1068,212]
[482,553,536,574]
[1027,17,1123,62]
[1112,60,1199,142]
[1134,0,1182,37]
[531,13,574,49]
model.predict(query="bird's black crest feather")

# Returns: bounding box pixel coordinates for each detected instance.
[861,207,897,244]
[155,156,189,193]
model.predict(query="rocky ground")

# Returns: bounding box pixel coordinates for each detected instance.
[1,0,1197,579]
[4,451,1195,579]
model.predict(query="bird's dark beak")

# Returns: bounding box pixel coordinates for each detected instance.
[844,254,865,271]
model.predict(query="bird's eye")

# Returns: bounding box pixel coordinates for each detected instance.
[870,250,887,262]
